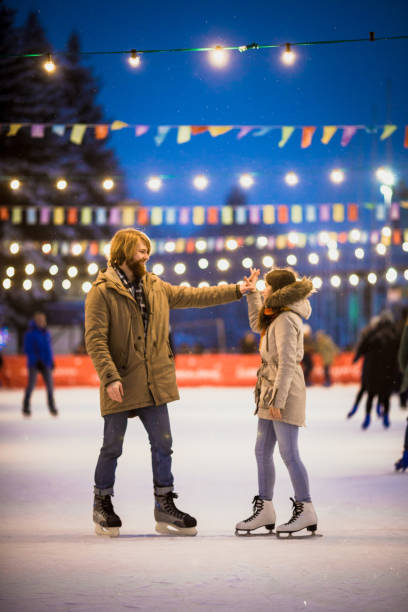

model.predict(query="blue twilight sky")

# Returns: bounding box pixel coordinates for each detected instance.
[7,0,408,208]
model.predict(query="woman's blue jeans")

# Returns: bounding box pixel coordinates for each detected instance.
[255,417,311,502]
[94,404,174,496]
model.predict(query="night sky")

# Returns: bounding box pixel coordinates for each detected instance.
[7,0,408,208]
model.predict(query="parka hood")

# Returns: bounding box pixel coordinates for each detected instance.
[265,277,314,310]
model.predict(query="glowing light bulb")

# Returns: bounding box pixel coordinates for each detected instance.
[256,236,268,248]
[198,258,209,270]
[367,273,377,285]
[355,248,365,260]
[330,275,341,288]
[209,46,229,68]
[195,239,207,253]
[256,280,266,291]
[3,278,11,290]
[62,279,71,290]
[262,255,274,268]
[43,53,56,73]
[375,166,396,186]
[308,253,319,265]
[42,243,52,254]
[102,178,114,191]
[330,169,345,184]
[402,242,408,252]
[43,279,53,291]
[174,263,186,275]
[226,238,238,251]
[349,274,359,286]
[288,232,299,245]
[164,241,176,253]
[10,178,20,190]
[10,242,20,254]
[71,243,83,256]
[180,281,191,287]
[328,248,340,261]
[350,229,361,242]
[49,265,58,276]
[386,267,397,283]
[152,263,164,276]
[242,257,253,269]
[376,243,387,256]
[281,43,296,65]
[68,266,78,278]
[6,266,15,277]
[193,174,209,190]
[312,277,323,289]
[25,263,35,275]
[284,171,299,186]
[88,263,99,275]
[82,281,92,293]
[56,178,67,190]
[198,281,210,288]
[128,49,141,67]
[239,173,254,189]
[147,176,162,191]
[23,279,32,291]
[287,254,297,266]
[217,258,230,271]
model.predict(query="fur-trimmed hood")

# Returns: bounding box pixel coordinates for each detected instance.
[264,277,314,311]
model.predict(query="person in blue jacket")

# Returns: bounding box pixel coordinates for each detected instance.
[23,311,57,416]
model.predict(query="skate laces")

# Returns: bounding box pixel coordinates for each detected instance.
[160,491,186,519]
[285,497,304,525]
[243,495,264,522]
[97,495,115,516]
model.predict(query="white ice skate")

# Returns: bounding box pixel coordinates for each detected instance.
[235,495,276,536]
[276,497,319,538]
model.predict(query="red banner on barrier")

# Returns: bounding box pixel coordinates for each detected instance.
[0,353,362,389]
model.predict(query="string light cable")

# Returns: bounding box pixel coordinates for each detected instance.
[2,32,407,63]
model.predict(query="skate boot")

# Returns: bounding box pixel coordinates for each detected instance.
[347,404,358,418]
[361,414,371,429]
[154,491,197,536]
[22,399,31,417]
[382,413,390,428]
[276,497,318,537]
[395,450,408,472]
[93,494,122,537]
[235,495,275,535]
[48,404,58,417]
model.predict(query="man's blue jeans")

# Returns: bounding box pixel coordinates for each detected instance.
[94,404,174,496]
[23,366,55,409]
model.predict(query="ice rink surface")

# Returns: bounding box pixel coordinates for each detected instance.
[0,385,407,612]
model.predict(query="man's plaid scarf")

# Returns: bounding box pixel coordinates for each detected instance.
[114,267,148,336]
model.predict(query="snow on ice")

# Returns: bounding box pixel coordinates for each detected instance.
[0,385,407,611]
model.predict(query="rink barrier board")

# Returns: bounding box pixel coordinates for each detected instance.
[0,353,361,388]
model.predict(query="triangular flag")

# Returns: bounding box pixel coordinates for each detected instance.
[252,127,273,137]
[380,125,397,140]
[95,125,109,139]
[236,126,254,139]
[321,126,337,144]
[404,126,408,148]
[278,126,294,148]
[154,126,171,146]
[177,125,192,144]
[135,125,149,137]
[208,126,233,137]
[301,126,316,148]
[52,125,66,136]
[341,126,358,147]
[191,126,208,135]
[111,120,128,130]
[31,124,45,138]
[70,124,87,144]
[81,207,93,225]
[7,123,22,136]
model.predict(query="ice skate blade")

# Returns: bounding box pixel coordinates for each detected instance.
[235,526,275,537]
[94,523,120,538]
[276,530,322,539]
[155,522,197,537]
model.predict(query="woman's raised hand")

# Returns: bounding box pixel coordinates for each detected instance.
[240,267,260,294]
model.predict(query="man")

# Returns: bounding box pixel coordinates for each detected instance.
[22,311,57,417]
[85,228,247,537]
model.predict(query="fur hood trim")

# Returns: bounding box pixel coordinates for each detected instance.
[265,277,315,309]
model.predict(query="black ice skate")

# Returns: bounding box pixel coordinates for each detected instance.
[154,491,197,536]
[235,496,276,536]
[93,494,122,537]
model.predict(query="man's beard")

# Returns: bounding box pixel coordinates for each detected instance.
[126,259,146,280]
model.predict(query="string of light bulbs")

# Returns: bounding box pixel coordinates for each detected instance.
[2,32,407,73]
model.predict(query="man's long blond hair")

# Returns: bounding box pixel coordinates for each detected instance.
[108,228,151,267]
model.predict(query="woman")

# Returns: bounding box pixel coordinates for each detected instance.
[236,268,318,536]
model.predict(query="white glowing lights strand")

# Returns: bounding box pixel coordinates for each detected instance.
[18,33,405,74]
[7,168,398,191]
